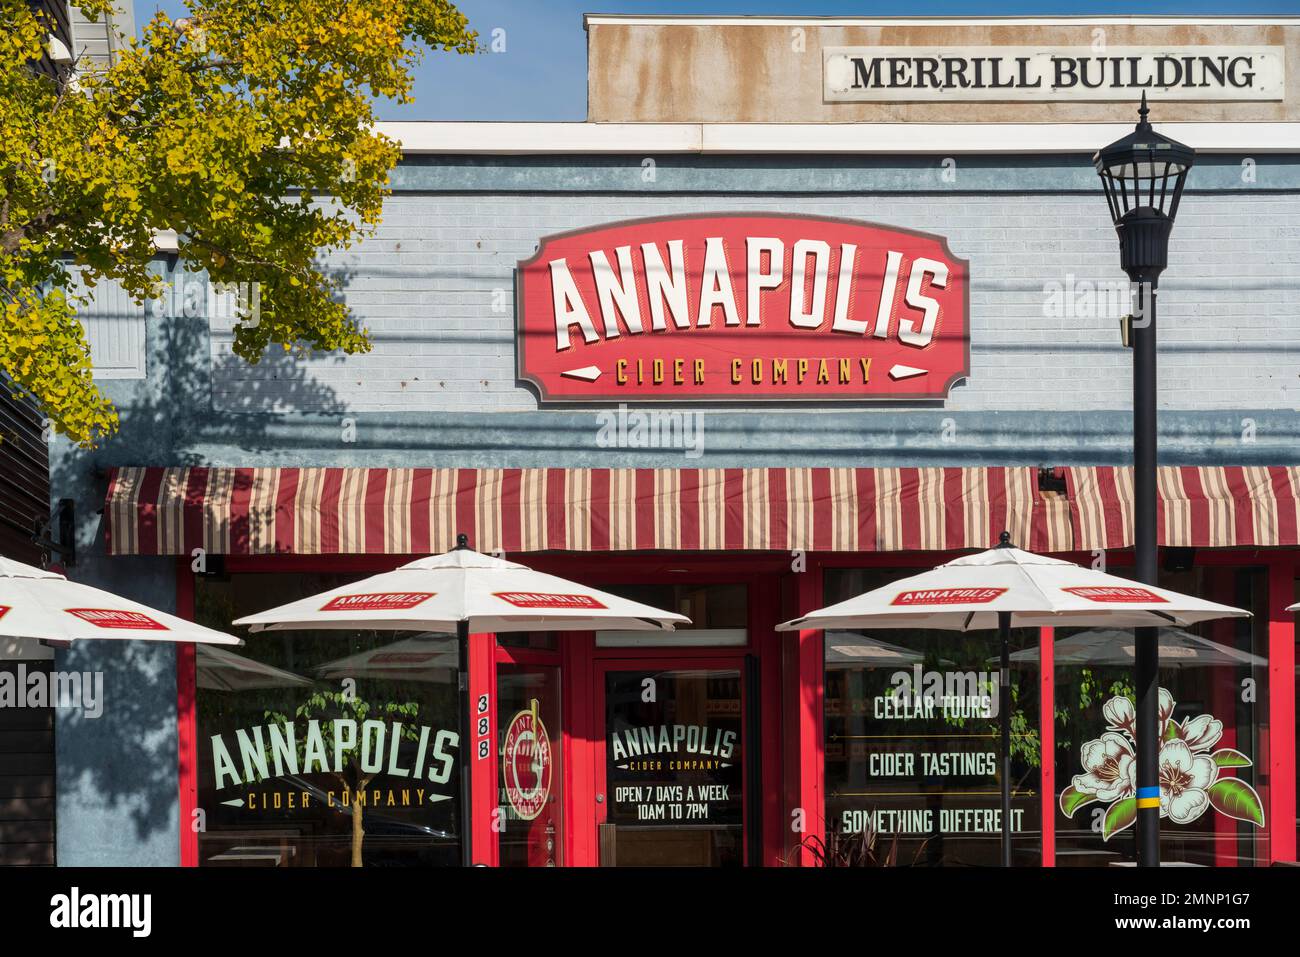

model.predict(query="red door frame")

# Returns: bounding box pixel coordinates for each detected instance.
[537,559,788,866]
[172,546,1298,867]
[175,565,198,868]
[485,640,564,867]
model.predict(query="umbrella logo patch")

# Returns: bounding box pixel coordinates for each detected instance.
[65,608,169,630]
[891,587,1006,606]
[0,605,9,621]
[1062,586,1167,603]
[494,592,607,610]
[320,592,435,611]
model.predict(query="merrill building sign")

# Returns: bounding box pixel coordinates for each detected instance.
[825,46,1286,102]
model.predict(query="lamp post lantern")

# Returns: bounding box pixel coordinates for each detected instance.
[1094,93,1195,868]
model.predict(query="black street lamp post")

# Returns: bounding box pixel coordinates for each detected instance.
[1094,93,1195,867]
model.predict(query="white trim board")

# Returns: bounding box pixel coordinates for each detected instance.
[379,122,1300,156]
[583,15,1300,28]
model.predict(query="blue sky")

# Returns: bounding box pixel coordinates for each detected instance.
[133,1,1300,120]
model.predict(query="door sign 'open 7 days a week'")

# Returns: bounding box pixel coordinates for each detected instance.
[516,214,970,402]
[609,723,740,823]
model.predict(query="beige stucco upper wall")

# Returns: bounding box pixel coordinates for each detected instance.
[586,18,1300,123]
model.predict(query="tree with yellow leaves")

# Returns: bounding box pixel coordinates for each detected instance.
[1,0,476,446]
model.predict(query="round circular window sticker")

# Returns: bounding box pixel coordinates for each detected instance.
[502,701,552,821]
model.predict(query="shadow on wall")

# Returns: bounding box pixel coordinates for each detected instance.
[47,264,353,864]
[54,630,182,862]
[120,264,355,458]
[205,262,357,420]
[210,339,353,420]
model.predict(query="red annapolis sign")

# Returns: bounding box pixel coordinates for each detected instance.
[516,213,970,402]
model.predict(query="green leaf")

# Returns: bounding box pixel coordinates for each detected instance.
[1102,798,1137,842]
[1207,779,1265,827]
[1211,749,1252,768]
[1059,786,1098,818]
[1162,720,1184,742]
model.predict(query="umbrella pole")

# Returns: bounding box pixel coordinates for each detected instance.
[457,617,473,866]
[999,611,1011,868]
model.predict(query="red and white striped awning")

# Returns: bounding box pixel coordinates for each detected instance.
[102,465,1300,557]
[1067,465,1300,550]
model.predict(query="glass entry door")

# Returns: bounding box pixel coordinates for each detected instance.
[597,663,746,866]
[496,661,563,866]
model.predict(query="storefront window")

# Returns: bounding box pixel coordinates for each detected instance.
[497,634,558,651]
[194,573,462,867]
[823,568,1042,866]
[596,583,747,647]
[1053,566,1270,866]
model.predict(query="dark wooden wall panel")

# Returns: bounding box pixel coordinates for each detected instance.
[26,0,73,80]
[0,663,56,865]
[0,385,49,565]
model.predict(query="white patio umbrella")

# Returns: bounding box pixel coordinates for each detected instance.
[234,541,689,635]
[314,634,458,684]
[776,533,1249,867]
[1008,626,1265,669]
[196,644,314,691]
[824,633,928,667]
[233,534,690,865]
[0,556,241,646]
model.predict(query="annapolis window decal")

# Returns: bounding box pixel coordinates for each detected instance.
[194,573,464,867]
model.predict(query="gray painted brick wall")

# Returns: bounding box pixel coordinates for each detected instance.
[209,191,1300,416]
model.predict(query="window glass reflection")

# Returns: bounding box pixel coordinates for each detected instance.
[822,568,1041,866]
[194,573,462,867]
[1053,566,1270,866]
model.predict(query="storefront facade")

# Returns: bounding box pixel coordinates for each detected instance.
[47,15,1300,867]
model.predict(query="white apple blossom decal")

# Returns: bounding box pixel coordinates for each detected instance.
[1059,687,1265,841]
